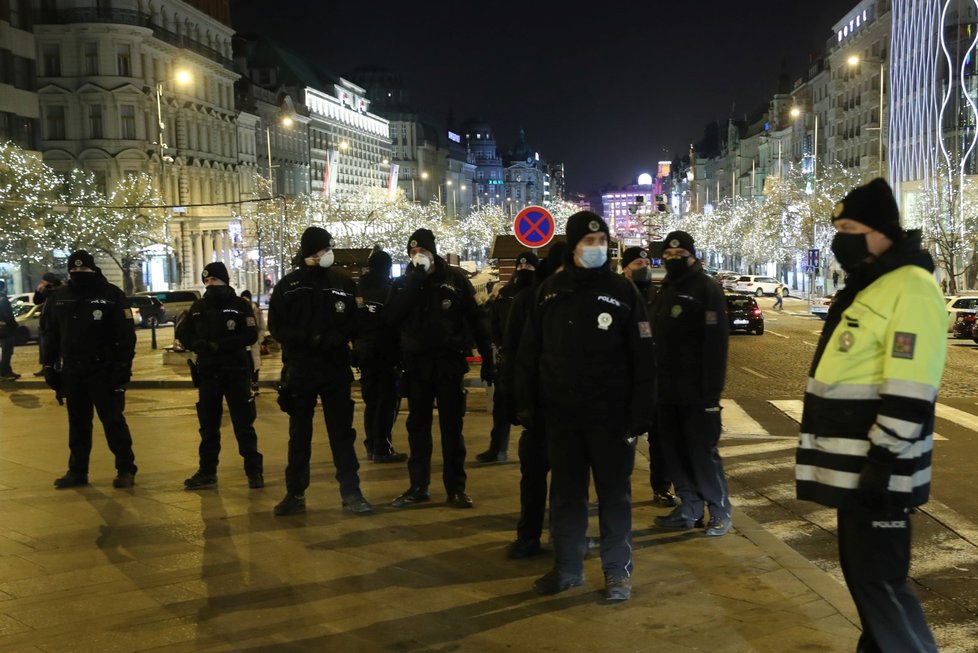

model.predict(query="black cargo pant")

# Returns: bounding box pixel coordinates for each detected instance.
[516,424,551,543]
[547,424,634,577]
[359,359,400,457]
[196,368,262,476]
[657,402,731,521]
[63,370,136,476]
[837,507,937,653]
[486,370,511,455]
[285,364,360,498]
[403,356,468,496]
[647,412,673,496]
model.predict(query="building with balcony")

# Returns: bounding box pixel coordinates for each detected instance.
[461,119,505,210]
[503,128,550,217]
[1,0,38,151]
[32,0,241,291]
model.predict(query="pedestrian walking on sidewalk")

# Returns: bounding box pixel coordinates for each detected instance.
[477,250,538,463]
[797,179,943,653]
[621,246,677,508]
[385,228,494,510]
[650,230,733,538]
[177,263,264,491]
[354,247,407,464]
[516,212,655,602]
[0,279,19,380]
[239,289,264,395]
[42,251,137,489]
[773,283,784,310]
[269,227,372,517]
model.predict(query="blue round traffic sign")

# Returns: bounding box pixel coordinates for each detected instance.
[513,206,555,248]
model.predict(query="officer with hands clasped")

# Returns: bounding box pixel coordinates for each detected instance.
[42,250,138,489]
[650,230,732,537]
[516,212,656,602]
[269,226,373,517]
[384,228,494,509]
[797,179,943,652]
[176,261,264,490]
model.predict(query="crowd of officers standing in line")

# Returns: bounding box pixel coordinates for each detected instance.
[29,180,947,647]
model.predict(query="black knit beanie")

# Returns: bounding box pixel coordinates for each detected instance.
[832,178,904,241]
[407,228,437,255]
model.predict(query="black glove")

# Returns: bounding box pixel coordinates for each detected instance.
[275,382,293,413]
[43,366,62,392]
[857,448,895,510]
[191,340,218,355]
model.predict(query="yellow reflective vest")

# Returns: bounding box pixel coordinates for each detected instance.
[796,262,946,509]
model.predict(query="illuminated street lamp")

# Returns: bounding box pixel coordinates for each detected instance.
[154,68,192,286]
[791,104,822,307]
[847,54,885,178]
[263,114,295,278]
[789,106,819,183]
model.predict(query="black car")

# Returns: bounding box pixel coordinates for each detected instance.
[126,295,168,327]
[725,293,764,335]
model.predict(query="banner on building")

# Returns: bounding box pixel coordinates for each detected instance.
[323,147,337,198]
[388,163,399,200]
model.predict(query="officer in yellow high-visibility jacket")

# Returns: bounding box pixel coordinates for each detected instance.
[797,179,943,653]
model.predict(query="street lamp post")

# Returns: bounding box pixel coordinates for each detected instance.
[421,171,429,203]
[447,179,454,217]
[791,105,821,308]
[154,69,192,288]
[262,114,294,279]
[847,54,885,178]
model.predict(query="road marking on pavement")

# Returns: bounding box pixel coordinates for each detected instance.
[919,498,978,551]
[720,440,798,457]
[765,329,789,339]
[802,340,817,348]
[723,399,777,438]
[936,403,978,435]
[739,366,769,379]
[770,399,947,440]
[769,399,804,423]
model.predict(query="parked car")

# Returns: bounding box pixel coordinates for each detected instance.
[731,275,789,297]
[126,295,168,327]
[811,293,835,320]
[9,292,34,306]
[11,302,42,344]
[953,312,977,339]
[945,295,978,332]
[133,289,200,323]
[725,293,764,335]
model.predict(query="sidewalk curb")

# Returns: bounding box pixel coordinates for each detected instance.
[732,506,860,626]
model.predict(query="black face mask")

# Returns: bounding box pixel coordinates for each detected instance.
[514,269,535,287]
[831,232,870,271]
[69,271,97,291]
[663,257,689,277]
[631,266,653,286]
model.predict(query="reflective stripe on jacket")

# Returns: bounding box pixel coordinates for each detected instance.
[796,263,946,509]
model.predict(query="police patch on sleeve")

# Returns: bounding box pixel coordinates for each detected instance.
[892,332,916,359]
[637,321,652,338]
[705,310,718,325]
[246,317,256,327]
[123,308,133,320]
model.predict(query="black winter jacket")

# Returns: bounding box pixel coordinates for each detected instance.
[649,260,729,405]
[176,285,257,373]
[384,257,492,369]
[354,270,398,367]
[515,265,656,434]
[268,264,358,379]
[41,276,135,375]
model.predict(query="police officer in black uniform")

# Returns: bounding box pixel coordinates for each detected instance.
[516,213,655,601]
[501,242,565,559]
[621,246,677,508]
[354,247,406,464]
[176,262,264,490]
[385,228,494,509]
[42,251,138,489]
[269,227,372,516]
[477,250,538,463]
[650,230,732,537]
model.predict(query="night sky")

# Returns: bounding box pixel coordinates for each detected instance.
[231,0,858,195]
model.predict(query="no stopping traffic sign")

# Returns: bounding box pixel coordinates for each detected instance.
[513,206,555,248]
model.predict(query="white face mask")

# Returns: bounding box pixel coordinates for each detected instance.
[577,245,608,269]
[411,252,432,271]
[318,250,334,268]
